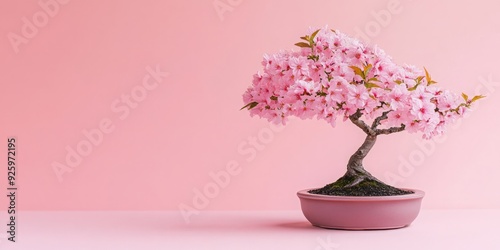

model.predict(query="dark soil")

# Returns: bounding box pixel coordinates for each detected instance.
[309,175,414,196]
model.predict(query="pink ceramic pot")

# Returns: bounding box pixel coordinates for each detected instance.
[297,188,425,230]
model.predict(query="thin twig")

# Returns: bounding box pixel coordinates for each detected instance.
[375,124,406,135]
[349,109,376,136]
[371,110,391,129]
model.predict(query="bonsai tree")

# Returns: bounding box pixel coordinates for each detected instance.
[241,27,483,196]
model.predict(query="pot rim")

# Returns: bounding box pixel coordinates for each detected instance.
[297,188,425,201]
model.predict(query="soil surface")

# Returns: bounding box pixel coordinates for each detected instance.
[309,175,414,196]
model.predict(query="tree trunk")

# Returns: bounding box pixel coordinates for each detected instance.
[343,134,381,187]
[326,109,407,190]
[310,129,413,196]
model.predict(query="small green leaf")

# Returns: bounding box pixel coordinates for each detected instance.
[394,79,403,85]
[471,95,485,102]
[270,96,278,101]
[307,55,319,61]
[424,67,431,82]
[316,91,327,97]
[349,66,364,78]
[415,76,425,84]
[367,77,380,83]
[309,29,321,43]
[363,64,373,77]
[461,93,469,102]
[240,101,259,110]
[365,82,381,89]
[300,36,309,41]
[423,67,438,85]
[294,42,311,48]
[408,83,420,91]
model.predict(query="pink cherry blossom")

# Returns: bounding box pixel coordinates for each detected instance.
[289,57,310,77]
[389,84,410,110]
[411,85,433,104]
[347,84,369,107]
[410,99,436,120]
[296,80,317,94]
[242,27,475,139]
[387,109,409,127]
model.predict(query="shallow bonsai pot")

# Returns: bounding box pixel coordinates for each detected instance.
[297,188,425,230]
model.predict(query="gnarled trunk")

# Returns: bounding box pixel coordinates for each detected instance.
[310,129,413,196]
[340,109,406,188]
[310,110,411,195]
[342,134,381,187]
[346,135,376,175]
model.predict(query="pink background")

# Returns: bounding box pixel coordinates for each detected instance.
[0,0,499,212]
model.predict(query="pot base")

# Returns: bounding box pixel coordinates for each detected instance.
[297,188,425,230]
[312,223,407,230]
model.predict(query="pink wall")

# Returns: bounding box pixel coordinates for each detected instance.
[0,0,499,213]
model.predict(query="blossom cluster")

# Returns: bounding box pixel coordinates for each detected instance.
[242,27,479,139]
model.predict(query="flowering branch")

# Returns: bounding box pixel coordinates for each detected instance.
[242,27,482,140]
[349,110,376,136]
[350,109,404,136]
[371,110,391,129]
[239,27,485,193]
[375,124,406,135]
